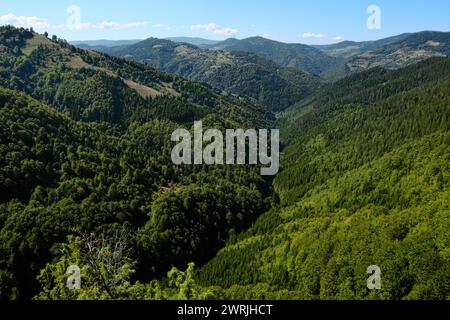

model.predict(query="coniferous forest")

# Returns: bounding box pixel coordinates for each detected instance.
[0,23,449,301]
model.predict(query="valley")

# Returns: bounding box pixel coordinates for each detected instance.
[0,25,449,301]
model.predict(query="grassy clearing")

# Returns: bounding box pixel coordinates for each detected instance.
[22,35,54,56]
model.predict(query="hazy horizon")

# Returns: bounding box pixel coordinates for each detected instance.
[67,30,450,47]
[1,0,450,44]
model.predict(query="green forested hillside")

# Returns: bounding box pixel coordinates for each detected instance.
[0,26,271,128]
[0,26,449,301]
[207,32,450,81]
[0,27,275,300]
[198,57,450,300]
[210,36,338,76]
[89,38,324,111]
[313,33,412,59]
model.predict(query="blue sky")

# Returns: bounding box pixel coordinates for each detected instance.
[0,0,449,43]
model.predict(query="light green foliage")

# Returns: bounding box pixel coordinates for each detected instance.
[199,58,450,300]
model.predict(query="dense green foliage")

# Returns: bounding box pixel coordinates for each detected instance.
[35,235,300,300]
[0,27,274,300]
[0,87,273,299]
[198,58,450,300]
[0,26,449,301]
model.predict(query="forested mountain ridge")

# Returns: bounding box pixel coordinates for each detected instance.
[317,31,450,80]
[209,36,338,77]
[313,33,413,59]
[85,37,325,111]
[208,32,450,80]
[93,31,450,84]
[198,57,450,299]
[0,26,275,300]
[277,57,450,204]
[0,26,272,128]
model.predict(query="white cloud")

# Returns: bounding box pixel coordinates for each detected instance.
[0,13,148,31]
[333,36,344,41]
[191,23,238,36]
[0,13,65,30]
[263,33,273,39]
[302,32,325,39]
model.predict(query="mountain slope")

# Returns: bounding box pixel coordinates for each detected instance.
[89,38,325,111]
[318,32,450,80]
[210,36,338,76]
[198,57,450,300]
[0,26,275,300]
[0,26,271,128]
[343,32,450,73]
[314,33,412,59]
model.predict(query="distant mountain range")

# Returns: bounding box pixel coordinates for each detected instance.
[70,39,142,47]
[316,31,450,79]
[74,31,450,83]
[164,37,220,47]
[86,38,325,111]
[313,33,413,58]
[208,32,450,80]
[209,36,338,76]
[71,37,219,48]
[72,31,450,109]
